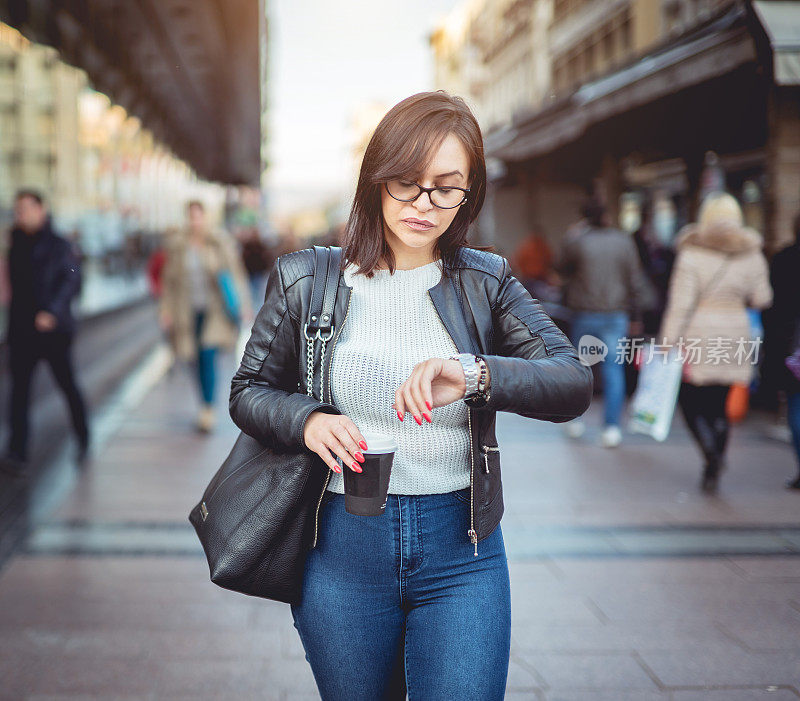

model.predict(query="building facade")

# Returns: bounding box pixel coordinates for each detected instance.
[431,0,800,258]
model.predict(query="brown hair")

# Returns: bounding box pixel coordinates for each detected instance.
[342,91,492,277]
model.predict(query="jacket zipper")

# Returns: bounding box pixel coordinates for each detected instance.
[481,445,499,473]
[311,286,352,548]
[467,407,478,556]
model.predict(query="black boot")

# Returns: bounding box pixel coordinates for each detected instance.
[701,458,721,492]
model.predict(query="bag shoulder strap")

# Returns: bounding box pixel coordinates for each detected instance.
[303,245,342,399]
[676,254,732,339]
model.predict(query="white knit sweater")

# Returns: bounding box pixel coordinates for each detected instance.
[325,259,471,495]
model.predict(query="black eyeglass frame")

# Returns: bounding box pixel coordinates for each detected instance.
[384,181,470,210]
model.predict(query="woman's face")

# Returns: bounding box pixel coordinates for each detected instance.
[380,132,470,263]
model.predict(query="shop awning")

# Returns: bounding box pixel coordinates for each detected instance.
[753,1,800,85]
[486,5,758,163]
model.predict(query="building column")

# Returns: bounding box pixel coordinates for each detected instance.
[766,87,800,253]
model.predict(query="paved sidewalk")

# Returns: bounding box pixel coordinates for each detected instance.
[0,345,799,699]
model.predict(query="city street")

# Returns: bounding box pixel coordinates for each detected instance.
[0,345,798,700]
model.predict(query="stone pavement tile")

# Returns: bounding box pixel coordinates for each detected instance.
[637,649,800,687]
[141,657,302,699]
[505,657,544,692]
[548,557,745,585]
[0,599,252,632]
[512,622,743,654]
[719,616,800,651]
[725,557,800,579]
[17,657,162,696]
[508,560,565,583]
[135,630,284,660]
[24,694,155,701]
[545,692,668,700]
[0,629,151,660]
[510,593,606,626]
[670,690,800,700]
[521,652,659,690]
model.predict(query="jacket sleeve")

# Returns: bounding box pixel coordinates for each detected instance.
[229,256,341,451]
[746,251,773,310]
[42,241,81,322]
[465,258,593,422]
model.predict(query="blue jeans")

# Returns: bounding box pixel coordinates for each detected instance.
[788,392,800,470]
[290,487,511,700]
[571,310,629,427]
[193,310,217,404]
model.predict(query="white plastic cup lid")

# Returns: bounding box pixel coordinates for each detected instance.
[359,432,397,454]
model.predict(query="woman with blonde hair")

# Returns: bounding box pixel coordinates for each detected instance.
[659,192,772,491]
[160,201,249,432]
[229,91,593,699]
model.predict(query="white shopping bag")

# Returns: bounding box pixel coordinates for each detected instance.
[627,345,684,442]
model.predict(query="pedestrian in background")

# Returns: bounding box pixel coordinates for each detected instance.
[557,197,656,447]
[159,201,249,433]
[764,212,800,488]
[1,189,89,474]
[659,192,772,491]
[238,226,276,308]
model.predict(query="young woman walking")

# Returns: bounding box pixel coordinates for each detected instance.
[659,192,772,491]
[160,201,249,432]
[229,91,593,700]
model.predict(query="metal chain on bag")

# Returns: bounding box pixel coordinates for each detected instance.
[303,327,332,399]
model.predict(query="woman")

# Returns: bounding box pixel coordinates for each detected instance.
[160,201,249,433]
[229,92,593,699]
[660,192,772,492]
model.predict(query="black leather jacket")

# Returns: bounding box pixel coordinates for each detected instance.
[230,245,593,555]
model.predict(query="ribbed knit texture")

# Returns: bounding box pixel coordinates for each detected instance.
[325,259,471,495]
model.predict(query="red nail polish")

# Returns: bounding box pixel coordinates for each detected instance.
[355,452,365,463]
[425,400,432,411]
[397,410,404,422]
[423,412,431,423]
[359,440,368,450]
[351,462,361,472]
[334,465,341,474]
[414,415,422,425]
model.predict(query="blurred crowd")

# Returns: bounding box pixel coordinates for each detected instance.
[508,192,800,492]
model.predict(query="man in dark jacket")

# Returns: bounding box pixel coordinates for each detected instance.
[764,213,800,487]
[557,197,656,448]
[2,190,89,474]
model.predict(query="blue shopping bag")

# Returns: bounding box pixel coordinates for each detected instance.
[217,270,241,324]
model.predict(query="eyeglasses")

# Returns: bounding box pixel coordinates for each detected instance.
[385,180,470,209]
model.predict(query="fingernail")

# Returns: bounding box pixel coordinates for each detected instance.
[359,440,368,450]
[423,412,431,423]
[351,462,361,472]
[414,415,422,425]
[425,400,432,410]
[355,451,365,463]
[397,410,404,422]
[334,464,341,474]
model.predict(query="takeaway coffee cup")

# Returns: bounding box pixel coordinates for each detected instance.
[342,432,397,516]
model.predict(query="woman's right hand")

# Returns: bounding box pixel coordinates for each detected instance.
[302,410,368,475]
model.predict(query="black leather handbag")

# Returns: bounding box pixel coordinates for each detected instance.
[189,245,342,604]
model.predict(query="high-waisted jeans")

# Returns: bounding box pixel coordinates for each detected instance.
[290,486,511,700]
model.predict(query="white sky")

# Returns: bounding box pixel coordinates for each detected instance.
[266,0,462,221]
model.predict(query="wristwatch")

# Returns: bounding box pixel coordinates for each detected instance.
[449,353,480,398]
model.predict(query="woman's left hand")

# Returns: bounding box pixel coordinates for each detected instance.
[392,358,466,425]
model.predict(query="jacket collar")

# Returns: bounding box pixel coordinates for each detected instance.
[336,249,477,355]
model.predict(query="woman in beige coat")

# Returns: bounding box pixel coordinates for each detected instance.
[159,201,250,432]
[660,193,772,491]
